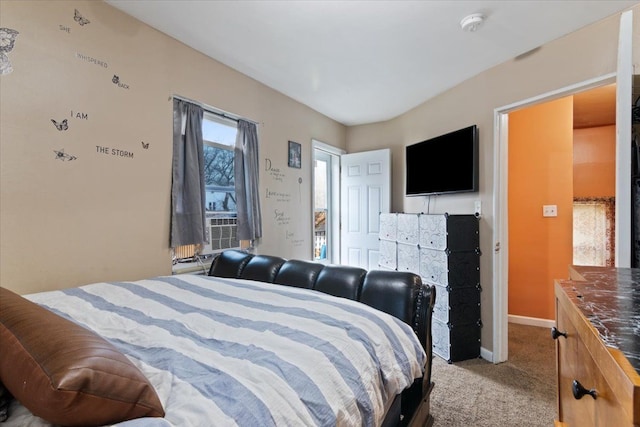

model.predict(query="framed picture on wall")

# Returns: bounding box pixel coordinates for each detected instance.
[288,140,301,168]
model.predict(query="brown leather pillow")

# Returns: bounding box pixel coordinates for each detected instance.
[0,287,165,426]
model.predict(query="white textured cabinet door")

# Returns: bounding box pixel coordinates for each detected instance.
[419,214,447,250]
[432,318,451,362]
[432,283,450,324]
[378,240,397,270]
[379,213,397,241]
[419,248,449,286]
[397,213,419,245]
[397,242,420,272]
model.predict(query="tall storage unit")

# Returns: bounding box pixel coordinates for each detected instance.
[379,213,481,363]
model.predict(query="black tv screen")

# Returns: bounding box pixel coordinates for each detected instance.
[405,125,478,196]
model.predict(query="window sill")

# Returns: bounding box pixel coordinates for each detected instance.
[172,259,212,275]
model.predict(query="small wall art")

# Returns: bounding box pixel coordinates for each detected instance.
[288,140,301,169]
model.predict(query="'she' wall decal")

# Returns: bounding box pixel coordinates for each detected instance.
[0,27,19,75]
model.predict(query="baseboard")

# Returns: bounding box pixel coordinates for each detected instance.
[508,314,555,328]
[480,346,493,363]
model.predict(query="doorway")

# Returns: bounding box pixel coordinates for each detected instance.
[312,140,343,264]
[507,84,616,326]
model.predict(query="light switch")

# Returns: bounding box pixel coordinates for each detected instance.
[543,205,557,217]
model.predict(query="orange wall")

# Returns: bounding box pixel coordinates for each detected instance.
[508,97,574,320]
[573,125,616,198]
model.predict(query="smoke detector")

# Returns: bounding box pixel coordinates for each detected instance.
[460,13,485,32]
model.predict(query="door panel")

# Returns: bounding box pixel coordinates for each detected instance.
[340,149,391,269]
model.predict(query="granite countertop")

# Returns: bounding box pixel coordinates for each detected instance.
[558,265,640,375]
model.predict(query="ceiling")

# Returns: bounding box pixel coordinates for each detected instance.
[106,0,637,126]
[573,84,616,129]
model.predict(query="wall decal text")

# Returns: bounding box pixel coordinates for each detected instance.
[96,145,134,158]
[265,158,284,182]
[274,209,291,226]
[59,25,71,34]
[265,188,291,202]
[112,75,129,89]
[71,111,88,120]
[75,52,108,68]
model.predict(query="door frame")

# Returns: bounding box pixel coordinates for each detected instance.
[312,140,345,264]
[492,73,624,363]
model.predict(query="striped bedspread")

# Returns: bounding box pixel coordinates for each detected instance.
[15,275,426,427]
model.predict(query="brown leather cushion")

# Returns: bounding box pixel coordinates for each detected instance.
[0,287,165,426]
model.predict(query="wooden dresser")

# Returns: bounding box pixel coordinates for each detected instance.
[554,266,640,426]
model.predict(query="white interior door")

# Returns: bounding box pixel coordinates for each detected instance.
[340,148,391,269]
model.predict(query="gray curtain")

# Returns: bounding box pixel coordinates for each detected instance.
[170,99,206,247]
[235,119,262,241]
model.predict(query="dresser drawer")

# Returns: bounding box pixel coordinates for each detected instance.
[555,288,637,426]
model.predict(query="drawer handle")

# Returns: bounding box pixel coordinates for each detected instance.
[572,380,597,400]
[551,327,567,340]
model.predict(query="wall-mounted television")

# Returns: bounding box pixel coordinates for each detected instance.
[405,125,478,196]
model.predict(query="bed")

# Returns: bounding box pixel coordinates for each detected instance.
[0,250,435,427]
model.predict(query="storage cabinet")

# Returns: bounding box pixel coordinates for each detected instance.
[554,267,640,426]
[379,213,481,363]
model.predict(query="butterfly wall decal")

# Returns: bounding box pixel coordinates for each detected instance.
[51,119,68,131]
[74,9,90,26]
[0,27,19,75]
[141,141,149,149]
[112,75,120,84]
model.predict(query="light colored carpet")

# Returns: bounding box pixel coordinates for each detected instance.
[429,323,557,426]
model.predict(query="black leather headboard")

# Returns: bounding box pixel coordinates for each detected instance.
[208,250,435,390]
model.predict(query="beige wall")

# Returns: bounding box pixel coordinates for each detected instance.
[347,6,640,351]
[0,0,346,295]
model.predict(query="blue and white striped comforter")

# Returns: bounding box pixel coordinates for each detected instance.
[16,275,426,427]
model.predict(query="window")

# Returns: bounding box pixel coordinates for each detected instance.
[173,113,239,264]
[573,198,615,267]
[202,113,237,213]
